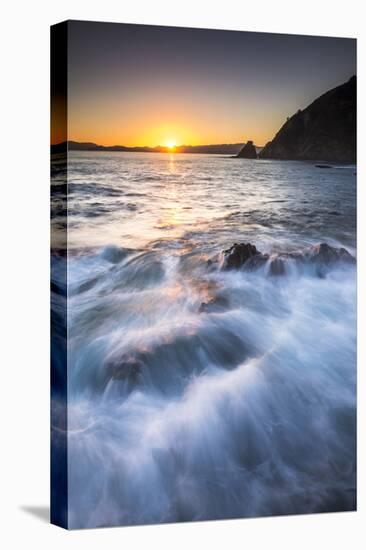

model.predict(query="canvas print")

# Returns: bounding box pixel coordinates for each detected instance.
[51,20,356,529]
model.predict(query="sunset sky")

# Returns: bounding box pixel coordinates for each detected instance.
[55,21,356,147]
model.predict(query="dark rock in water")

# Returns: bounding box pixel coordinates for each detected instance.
[268,257,286,276]
[315,164,332,169]
[220,241,355,275]
[236,140,257,159]
[248,253,268,270]
[222,242,261,269]
[259,76,356,163]
[199,295,230,313]
[308,243,356,265]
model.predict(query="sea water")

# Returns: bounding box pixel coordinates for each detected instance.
[52,151,356,528]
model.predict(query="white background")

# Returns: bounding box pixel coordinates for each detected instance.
[0,0,364,548]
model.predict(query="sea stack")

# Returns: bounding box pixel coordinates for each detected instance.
[259,76,356,163]
[236,140,257,159]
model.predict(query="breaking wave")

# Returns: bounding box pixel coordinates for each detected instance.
[59,242,356,528]
[51,152,356,528]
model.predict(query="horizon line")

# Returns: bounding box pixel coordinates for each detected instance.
[51,139,264,149]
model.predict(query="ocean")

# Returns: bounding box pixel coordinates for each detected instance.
[52,151,356,528]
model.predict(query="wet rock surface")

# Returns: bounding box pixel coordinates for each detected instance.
[198,295,230,313]
[219,241,355,275]
[222,242,261,269]
[307,242,355,265]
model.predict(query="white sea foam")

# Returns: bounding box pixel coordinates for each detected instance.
[60,152,356,528]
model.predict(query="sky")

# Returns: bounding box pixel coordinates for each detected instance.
[57,20,356,147]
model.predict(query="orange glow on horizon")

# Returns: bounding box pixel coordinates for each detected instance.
[63,125,273,148]
[66,99,279,148]
[54,124,275,147]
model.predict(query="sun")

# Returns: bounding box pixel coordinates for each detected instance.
[165,140,177,150]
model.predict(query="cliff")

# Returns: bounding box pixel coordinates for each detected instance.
[259,76,356,163]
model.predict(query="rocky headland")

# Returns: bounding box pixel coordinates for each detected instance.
[259,76,356,163]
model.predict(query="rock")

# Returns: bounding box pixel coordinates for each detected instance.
[259,76,356,163]
[220,241,355,275]
[268,257,286,276]
[199,295,230,313]
[248,253,268,270]
[222,242,261,269]
[236,140,257,159]
[308,243,356,265]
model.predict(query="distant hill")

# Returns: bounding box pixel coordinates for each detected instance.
[51,141,247,155]
[259,76,356,163]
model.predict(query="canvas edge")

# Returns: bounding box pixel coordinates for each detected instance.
[50,20,69,530]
